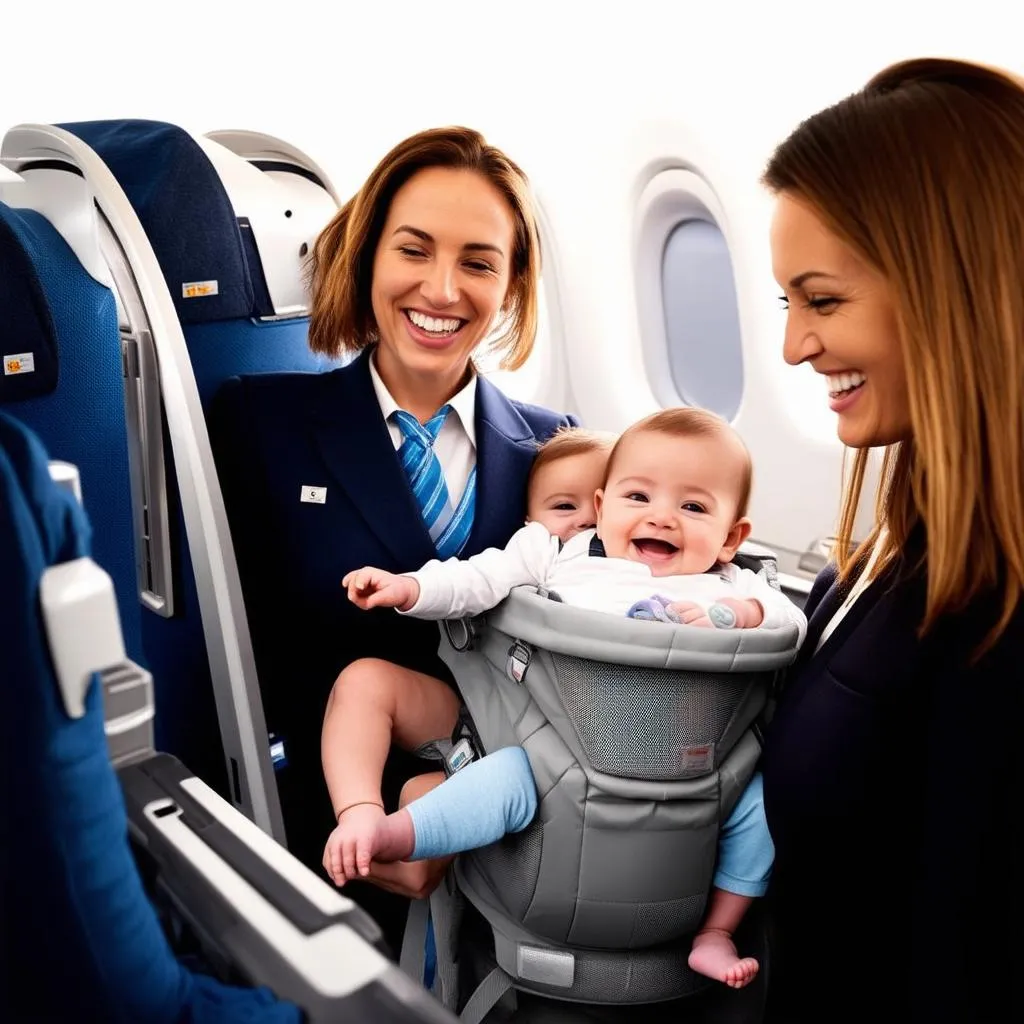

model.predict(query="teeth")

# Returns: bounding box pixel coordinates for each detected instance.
[827,370,865,396]
[407,310,462,334]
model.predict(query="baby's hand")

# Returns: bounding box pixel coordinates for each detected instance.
[668,600,715,628]
[342,567,420,611]
[322,803,387,886]
[667,597,764,630]
[714,597,764,629]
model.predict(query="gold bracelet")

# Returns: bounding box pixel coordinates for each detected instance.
[335,800,385,823]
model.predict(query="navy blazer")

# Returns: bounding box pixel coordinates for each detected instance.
[209,347,576,872]
[761,536,1023,1023]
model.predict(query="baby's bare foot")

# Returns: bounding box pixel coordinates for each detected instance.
[687,929,760,989]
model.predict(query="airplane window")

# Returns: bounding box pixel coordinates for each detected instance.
[661,217,744,421]
[634,167,746,423]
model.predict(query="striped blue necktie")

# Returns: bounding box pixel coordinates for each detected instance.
[393,406,476,560]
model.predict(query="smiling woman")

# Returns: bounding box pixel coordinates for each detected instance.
[210,126,577,953]
[758,57,1024,1024]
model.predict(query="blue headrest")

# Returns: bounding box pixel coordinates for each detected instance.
[60,119,268,325]
[0,409,299,1023]
[0,204,60,402]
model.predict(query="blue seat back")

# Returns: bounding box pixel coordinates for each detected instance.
[0,409,299,1023]
[55,120,339,791]
[0,201,143,665]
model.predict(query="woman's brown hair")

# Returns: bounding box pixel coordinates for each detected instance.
[763,58,1024,652]
[306,126,541,371]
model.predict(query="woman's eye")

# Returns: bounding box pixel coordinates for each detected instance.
[807,296,841,314]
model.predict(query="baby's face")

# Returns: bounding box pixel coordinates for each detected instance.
[527,449,609,542]
[595,428,750,577]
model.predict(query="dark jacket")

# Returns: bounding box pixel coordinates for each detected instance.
[209,347,576,945]
[761,535,1023,1023]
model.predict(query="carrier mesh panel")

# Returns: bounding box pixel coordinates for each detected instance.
[470,817,544,920]
[631,892,707,945]
[551,653,755,779]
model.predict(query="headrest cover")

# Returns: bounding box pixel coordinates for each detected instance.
[60,119,256,324]
[0,205,61,402]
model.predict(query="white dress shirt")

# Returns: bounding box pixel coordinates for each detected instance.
[401,523,808,646]
[368,351,477,507]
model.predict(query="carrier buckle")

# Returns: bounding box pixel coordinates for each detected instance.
[444,707,482,778]
[443,617,476,652]
[507,640,532,683]
[444,738,475,777]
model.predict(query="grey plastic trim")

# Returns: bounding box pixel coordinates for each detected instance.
[97,211,176,617]
[481,588,800,673]
[102,659,156,767]
[142,797,390,998]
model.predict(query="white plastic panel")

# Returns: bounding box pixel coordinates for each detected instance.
[48,460,82,503]
[0,162,112,289]
[39,557,126,719]
[196,136,338,318]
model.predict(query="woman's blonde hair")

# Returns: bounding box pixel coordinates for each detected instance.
[306,126,541,371]
[763,57,1024,653]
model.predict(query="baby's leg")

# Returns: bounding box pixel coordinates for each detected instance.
[406,746,537,857]
[365,749,537,897]
[321,659,460,879]
[687,772,773,988]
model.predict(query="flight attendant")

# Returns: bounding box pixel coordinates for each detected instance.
[211,126,576,948]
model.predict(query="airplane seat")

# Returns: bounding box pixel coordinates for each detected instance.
[2,118,340,839]
[56,119,341,798]
[59,120,341,407]
[0,407,298,1023]
[0,198,143,667]
[0,407,458,1023]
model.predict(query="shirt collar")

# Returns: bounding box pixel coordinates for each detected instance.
[368,349,477,448]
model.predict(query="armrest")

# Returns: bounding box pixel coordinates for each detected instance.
[121,753,456,1023]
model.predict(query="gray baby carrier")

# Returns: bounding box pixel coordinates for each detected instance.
[402,548,801,1022]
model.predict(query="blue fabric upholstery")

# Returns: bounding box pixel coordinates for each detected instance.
[0,202,142,667]
[0,209,59,401]
[60,120,256,324]
[0,409,300,1024]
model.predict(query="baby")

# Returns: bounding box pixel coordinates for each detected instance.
[325,408,806,988]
